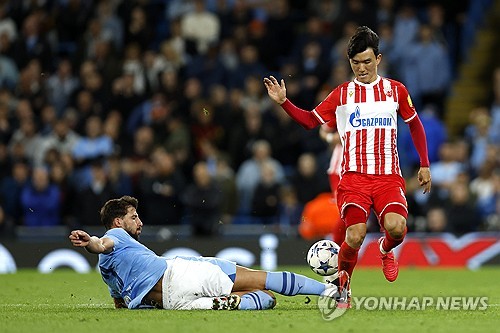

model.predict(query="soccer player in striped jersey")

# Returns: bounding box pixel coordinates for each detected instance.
[264,26,432,306]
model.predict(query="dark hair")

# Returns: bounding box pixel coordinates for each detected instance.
[347,26,379,59]
[100,196,138,229]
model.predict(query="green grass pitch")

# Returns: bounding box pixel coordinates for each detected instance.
[1,267,499,333]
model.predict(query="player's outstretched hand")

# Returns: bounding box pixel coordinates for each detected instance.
[418,167,431,194]
[263,76,287,104]
[69,230,91,247]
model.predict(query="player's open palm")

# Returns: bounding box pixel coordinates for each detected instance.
[263,76,286,104]
[69,230,91,247]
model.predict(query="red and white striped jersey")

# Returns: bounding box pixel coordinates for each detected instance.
[312,76,417,176]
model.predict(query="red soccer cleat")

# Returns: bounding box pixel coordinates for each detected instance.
[336,270,351,308]
[378,237,399,282]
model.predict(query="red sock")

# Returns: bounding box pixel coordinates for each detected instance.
[382,226,407,253]
[338,241,359,278]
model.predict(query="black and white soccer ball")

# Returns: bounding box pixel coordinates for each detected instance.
[307,239,340,277]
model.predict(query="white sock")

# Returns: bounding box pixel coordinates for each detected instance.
[379,239,388,255]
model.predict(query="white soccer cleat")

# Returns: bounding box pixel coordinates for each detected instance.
[212,294,241,310]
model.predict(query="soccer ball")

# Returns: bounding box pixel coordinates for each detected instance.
[307,239,340,277]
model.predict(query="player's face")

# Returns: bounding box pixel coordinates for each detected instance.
[120,207,143,240]
[349,48,381,84]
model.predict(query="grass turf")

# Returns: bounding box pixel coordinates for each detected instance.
[0,267,499,333]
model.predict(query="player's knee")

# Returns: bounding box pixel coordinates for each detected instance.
[345,224,367,248]
[384,213,406,238]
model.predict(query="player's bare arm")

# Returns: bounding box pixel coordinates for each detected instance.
[263,75,287,104]
[418,167,432,194]
[69,230,114,254]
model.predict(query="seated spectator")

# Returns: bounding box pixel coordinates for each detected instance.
[445,182,479,235]
[0,159,29,224]
[20,166,61,227]
[139,147,186,225]
[73,159,116,227]
[236,140,285,218]
[71,116,114,190]
[277,185,303,229]
[251,160,282,225]
[425,206,448,233]
[289,153,328,206]
[181,161,223,236]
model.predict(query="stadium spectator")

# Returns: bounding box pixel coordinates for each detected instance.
[73,159,116,227]
[180,0,221,56]
[37,118,80,166]
[11,14,52,71]
[398,105,447,175]
[121,125,155,192]
[235,140,285,220]
[139,147,185,225]
[289,152,328,206]
[0,53,19,91]
[0,158,29,224]
[400,24,451,114]
[470,160,498,221]
[107,154,133,198]
[20,166,61,227]
[181,161,223,236]
[425,206,448,233]
[69,195,349,310]
[229,101,277,168]
[264,26,432,306]
[277,184,302,229]
[445,182,479,235]
[464,107,494,175]
[45,59,79,116]
[8,117,43,166]
[251,160,282,225]
[71,115,114,190]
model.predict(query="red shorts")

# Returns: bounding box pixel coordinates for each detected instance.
[337,172,408,228]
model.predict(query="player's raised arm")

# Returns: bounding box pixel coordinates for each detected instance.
[263,75,287,104]
[263,76,321,130]
[69,230,114,254]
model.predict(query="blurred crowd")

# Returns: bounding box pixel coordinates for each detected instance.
[0,0,497,238]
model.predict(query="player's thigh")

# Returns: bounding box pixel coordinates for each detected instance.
[337,173,372,225]
[372,174,408,223]
[232,266,267,292]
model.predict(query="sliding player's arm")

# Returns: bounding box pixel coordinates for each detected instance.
[69,230,114,254]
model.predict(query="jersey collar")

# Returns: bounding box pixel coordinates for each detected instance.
[353,75,381,87]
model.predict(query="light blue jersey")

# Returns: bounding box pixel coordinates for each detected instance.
[98,228,167,309]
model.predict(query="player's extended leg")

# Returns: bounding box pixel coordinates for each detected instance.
[337,206,367,279]
[378,212,407,282]
[231,266,342,310]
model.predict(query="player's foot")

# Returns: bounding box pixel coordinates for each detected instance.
[212,294,241,310]
[378,237,399,282]
[335,270,351,308]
